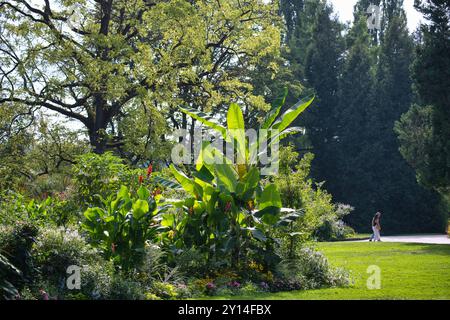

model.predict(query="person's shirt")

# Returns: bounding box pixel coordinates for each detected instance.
[372,217,378,227]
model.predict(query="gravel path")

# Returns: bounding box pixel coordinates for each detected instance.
[362,234,450,245]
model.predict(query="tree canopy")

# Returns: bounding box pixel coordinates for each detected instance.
[0,0,281,153]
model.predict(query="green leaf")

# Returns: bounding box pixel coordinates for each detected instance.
[165,199,185,208]
[243,228,267,242]
[184,197,196,208]
[117,185,129,199]
[196,141,224,173]
[272,95,314,132]
[194,201,206,214]
[169,164,203,198]
[193,165,214,184]
[227,103,245,131]
[207,193,219,215]
[275,210,304,227]
[257,127,306,159]
[259,184,282,210]
[152,175,181,189]
[214,162,238,193]
[254,206,281,218]
[227,103,246,165]
[238,167,260,201]
[84,207,102,221]
[137,186,150,200]
[261,88,288,130]
[161,213,175,228]
[0,253,21,277]
[253,206,281,225]
[132,199,149,219]
[180,107,227,137]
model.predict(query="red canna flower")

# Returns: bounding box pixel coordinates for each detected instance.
[152,188,162,197]
[147,163,153,177]
[138,175,144,184]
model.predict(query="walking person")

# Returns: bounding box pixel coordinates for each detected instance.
[371,212,382,242]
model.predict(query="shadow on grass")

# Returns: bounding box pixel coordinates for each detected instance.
[401,243,450,256]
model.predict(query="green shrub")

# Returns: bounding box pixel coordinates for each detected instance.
[144,292,162,300]
[0,192,30,225]
[108,275,145,300]
[169,248,210,277]
[173,283,192,299]
[274,149,340,239]
[275,246,350,291]
[72,152,141,207]
[0,221,38,284]
[33,227,99,287]
[82,185,170,270]
[0,191,79,228]
[32,226,115,299]
[150,281,178,300]
[314,204,355,241]
[139,245,184,284]
[239,282,261,295]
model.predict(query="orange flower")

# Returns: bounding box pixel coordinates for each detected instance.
[138,175,144,184]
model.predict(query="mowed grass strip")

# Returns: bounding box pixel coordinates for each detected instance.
[213,242,450,300]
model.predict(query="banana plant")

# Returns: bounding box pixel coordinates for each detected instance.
[179,89,314,176]
[82,185,170,270]
[0,253,21,300]
[159,92,313,268]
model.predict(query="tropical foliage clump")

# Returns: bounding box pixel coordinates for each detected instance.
[0,94,351,300]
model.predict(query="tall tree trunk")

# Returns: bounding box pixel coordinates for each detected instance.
[89,94,110,154]
[87,0,113,154]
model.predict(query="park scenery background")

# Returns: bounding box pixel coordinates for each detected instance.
[0,0,449,300]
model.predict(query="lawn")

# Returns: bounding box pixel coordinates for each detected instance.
[214,242,450,300]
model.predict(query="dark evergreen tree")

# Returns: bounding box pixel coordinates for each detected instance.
[277,0,444,232]
[412,0,450,197]
[302,1,344,183]
[285,0,324,95]
[280,0,305,41]
[356,4,441,233]
[333,0,443,233]
[332,17,377,229]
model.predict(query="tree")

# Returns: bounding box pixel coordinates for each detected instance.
[302,0,344,184]
[354,0,382,18]
[0,0,281,153]
[412,0,450,196]
[394,104,434,188]
[280,0,305,41]
[330,1,443,233]
[332,16,377,226]
[358,4,442,233]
